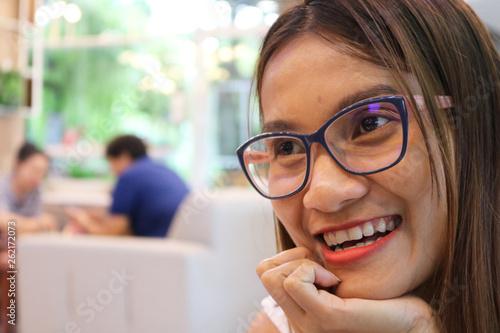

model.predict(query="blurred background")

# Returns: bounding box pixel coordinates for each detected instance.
[0,1,498,332]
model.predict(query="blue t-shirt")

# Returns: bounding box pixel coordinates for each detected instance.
[110,157,189,237]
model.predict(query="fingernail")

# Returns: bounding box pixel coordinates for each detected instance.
[329,272,341,283]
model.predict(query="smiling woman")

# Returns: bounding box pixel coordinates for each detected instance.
[237,0,500,332]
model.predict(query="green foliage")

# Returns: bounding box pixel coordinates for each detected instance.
[35,45,178,144]
[0,71,24,107]
[31,0,170,148]
[68,163,96,178]
[28,0,264,180]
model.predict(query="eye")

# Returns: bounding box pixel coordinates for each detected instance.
[360,116,390,133]
[273,139,305,157]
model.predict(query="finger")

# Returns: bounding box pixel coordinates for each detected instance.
[65,210,82,220]
[286,260,341,290]
[289,288,436,333]
[283,261,342,316]
[261,259,340,324]
[257,247,319,278]
[351,295,437,332]
[65,207,85,215]
[260,259,316,322]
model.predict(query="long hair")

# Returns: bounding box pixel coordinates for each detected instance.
[253,0,500,331]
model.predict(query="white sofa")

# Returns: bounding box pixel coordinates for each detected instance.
[17,188,277,333]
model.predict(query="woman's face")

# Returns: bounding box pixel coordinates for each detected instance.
[261,36,448,299]
[16,154,49,192]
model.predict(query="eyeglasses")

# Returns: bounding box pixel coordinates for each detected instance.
[237,95,452,200]
[237,95,417,200]
[237,96,410,199]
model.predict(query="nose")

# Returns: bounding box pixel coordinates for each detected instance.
[302,144,370,212]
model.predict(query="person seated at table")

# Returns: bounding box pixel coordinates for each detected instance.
[65,135,189,237]
[0,142,57,233]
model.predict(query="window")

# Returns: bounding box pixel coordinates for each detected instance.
[28,0,282,187]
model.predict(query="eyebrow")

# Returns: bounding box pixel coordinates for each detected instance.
[262,84,400,133]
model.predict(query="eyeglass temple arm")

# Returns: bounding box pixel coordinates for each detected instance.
[414,95,453,109]
[244,151,270,165]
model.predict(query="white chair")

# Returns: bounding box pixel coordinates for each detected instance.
[18,188,276,333]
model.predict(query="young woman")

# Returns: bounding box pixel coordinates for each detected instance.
[0,142,56,233]
[237,0,500,331]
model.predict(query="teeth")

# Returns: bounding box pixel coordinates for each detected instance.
[362,222,375,237]
[335,230,349,245]
[323,216,400,250]
[387,220,395,231]
[330,236,386,252]
[337,240,377,253]
[376,219,386,233]
[324,232,337,246]
[347,226,363,241]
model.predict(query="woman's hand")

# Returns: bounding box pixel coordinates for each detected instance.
[64,207,93,233]
[257,247,441,333]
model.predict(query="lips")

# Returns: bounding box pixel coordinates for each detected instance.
[316,215,402,263]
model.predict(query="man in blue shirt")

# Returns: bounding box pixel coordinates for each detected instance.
[66,135,189,237]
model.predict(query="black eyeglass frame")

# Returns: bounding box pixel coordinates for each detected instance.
[236,95,409,200]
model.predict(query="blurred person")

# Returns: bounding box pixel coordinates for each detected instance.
[0,142,57,233]
[65,135,189,237]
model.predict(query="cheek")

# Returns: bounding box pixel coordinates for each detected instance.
[34,170,45,182]
[18,166,31,180]
[377,141,447,275]
[379,146,431,195]
[272,197,307,245]
[376,125,432,198]
[110,163,118,173]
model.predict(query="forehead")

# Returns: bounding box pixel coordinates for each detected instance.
[21,154,49,169]
[260,35,401,133]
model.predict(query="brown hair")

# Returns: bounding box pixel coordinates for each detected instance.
[17,142,48,164]
[106,135,147,160]
[253,0,500,331]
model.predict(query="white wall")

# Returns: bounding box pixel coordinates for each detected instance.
[467,0,500,34]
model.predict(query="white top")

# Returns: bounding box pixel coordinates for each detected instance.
[261,296,296,333]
